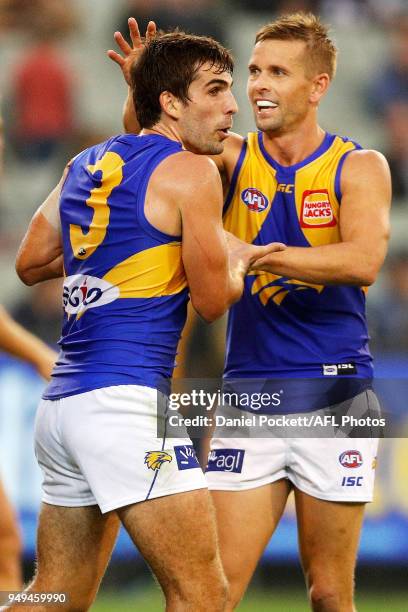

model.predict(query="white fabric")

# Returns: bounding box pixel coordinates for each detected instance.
[35,385,207,513]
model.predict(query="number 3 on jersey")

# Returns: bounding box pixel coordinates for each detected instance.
[69,152,125,259]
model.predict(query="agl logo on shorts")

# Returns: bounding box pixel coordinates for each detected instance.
[339,450,363,468]
[206,449,245,473]
[241,188,269,212]
[300,189,337,228]
[63,274,119,315]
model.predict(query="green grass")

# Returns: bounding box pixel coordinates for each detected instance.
[92,587,408,611]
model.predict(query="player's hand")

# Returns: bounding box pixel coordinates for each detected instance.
[107,17,157,85]
[250,248,288,272]
[225,231,285,270]
[247,242,286,267]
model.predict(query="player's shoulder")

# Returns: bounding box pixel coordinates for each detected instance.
[222,131,247,165]
[223,131,246,157]
[152,151,222,199]
[70,135,121,166]
[342,148,390,180]
[206,131,245,176]
[162,150,219,179]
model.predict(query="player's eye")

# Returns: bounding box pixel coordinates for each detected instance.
[208,87,221,96]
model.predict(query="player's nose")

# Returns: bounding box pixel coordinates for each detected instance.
[252,72,271,95]
[225,91,239,115]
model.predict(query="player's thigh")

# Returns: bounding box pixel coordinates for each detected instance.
[295,488,365,588]
[211,479,291,604]
[117,488,225,598]
[34,503,119,599]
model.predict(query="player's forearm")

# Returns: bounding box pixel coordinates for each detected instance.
[123,88,141,134]
[252,242,384,286]
[16,210,63,286]
[16,254,64,286]
[0,306,56,374]
[227,257,247,303]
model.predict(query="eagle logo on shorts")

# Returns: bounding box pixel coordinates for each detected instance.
[144,451,173,471]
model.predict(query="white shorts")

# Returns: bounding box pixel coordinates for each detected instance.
[35,385,207,513]
[206,391,380,502]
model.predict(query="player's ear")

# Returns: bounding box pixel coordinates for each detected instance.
[160,91,183,120]
[309,73,330,104]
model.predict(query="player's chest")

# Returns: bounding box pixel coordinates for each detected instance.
[224,163,341,247]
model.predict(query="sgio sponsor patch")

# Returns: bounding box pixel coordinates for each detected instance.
[63,274,119,316]
[206,449,245,473]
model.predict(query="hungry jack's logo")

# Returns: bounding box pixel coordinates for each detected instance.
[300,189,337,228]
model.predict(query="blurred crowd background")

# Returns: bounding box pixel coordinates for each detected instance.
[0,0,407,604]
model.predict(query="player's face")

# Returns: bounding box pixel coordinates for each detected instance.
[179,64,238,155]
[247,39,315,134]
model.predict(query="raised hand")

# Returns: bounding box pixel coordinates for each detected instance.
[107,17,157,85]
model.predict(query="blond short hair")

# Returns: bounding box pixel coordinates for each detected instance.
[255,12,337,79]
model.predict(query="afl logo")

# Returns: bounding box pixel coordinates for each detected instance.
[241,188,269,212]
[339,450,363,468]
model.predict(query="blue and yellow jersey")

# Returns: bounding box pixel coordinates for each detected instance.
[223,131,372,406]
[44,133,188,399]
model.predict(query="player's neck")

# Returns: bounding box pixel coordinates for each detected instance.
[141,123,183,146]
[262,122,326,167]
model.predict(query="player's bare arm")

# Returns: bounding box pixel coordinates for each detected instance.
[108,18,244,192]
[156,152,238,321]
[251,150,391,285]
[153,152,283,322]
[15,170,67,286]
[0,305,57,380]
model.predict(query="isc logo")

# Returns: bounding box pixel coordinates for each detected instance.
[339,450,363,468]
[241,188,269,212]
[342,476,363,487]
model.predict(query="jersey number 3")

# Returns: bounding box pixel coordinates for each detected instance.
[69,152,124,260]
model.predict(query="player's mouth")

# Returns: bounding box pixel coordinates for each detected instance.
[217,127,232,139]
[255,99,278,115]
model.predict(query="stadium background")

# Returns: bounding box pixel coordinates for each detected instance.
[0,0,407,609]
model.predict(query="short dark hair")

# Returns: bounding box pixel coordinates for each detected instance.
[131,31,234,129]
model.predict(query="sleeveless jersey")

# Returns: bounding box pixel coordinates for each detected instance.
[44,133,188,399]
[223,131,371,412]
